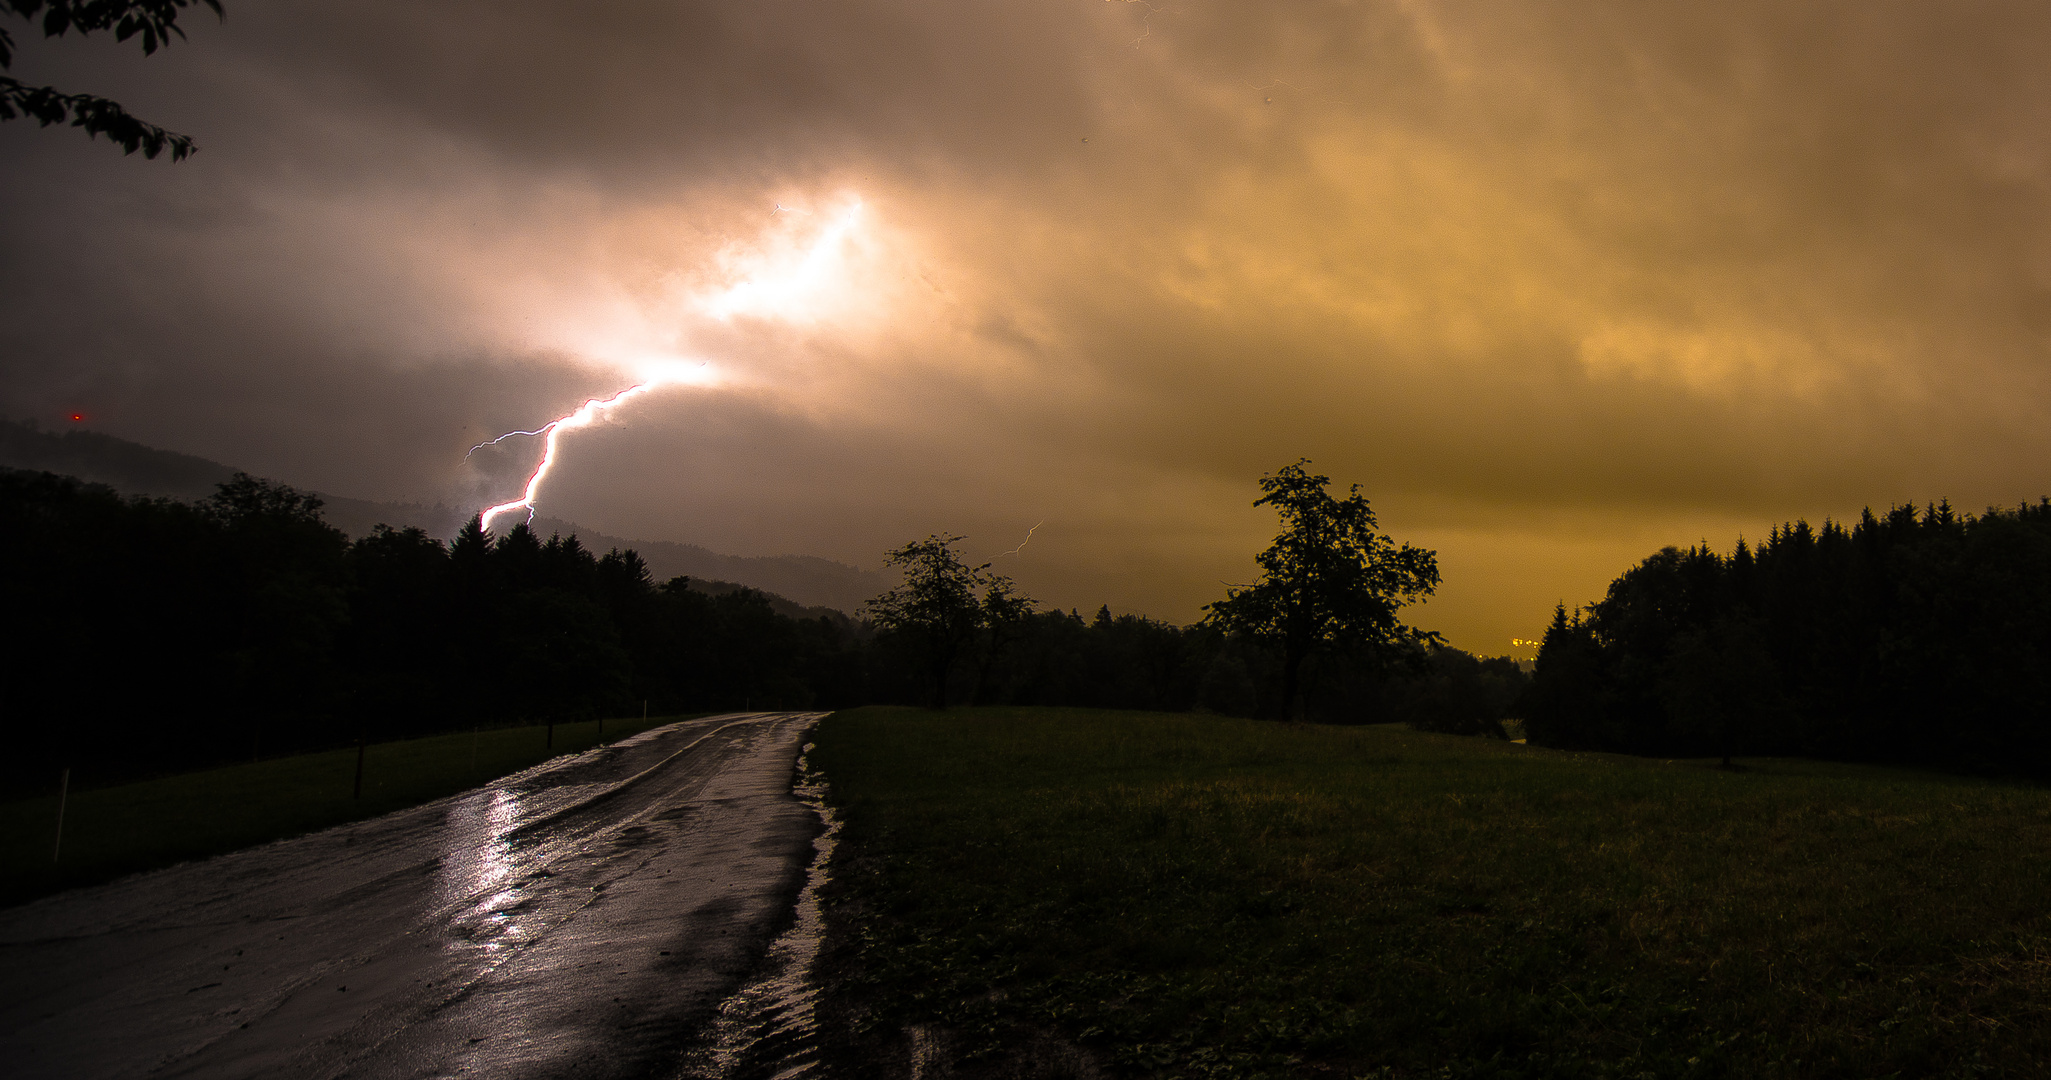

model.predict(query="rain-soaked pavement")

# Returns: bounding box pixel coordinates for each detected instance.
[0,712,831,1080]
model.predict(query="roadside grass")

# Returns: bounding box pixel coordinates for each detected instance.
[812,706,2051,1079]
[1,714,705,907]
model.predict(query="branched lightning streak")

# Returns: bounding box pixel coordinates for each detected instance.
[998,520,1043,558]
[471,198,864,534]
[1103,0,1167,48]
[466,426,550,460]
[475,384,660,532]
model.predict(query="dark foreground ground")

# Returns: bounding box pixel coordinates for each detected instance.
[11,708,2050,1079]
[0,713,825,1080]
[807,707,2051,1080]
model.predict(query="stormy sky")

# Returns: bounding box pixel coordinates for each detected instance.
[4,0,2049,656]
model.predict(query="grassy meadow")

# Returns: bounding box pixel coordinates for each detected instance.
[812,707,2051,1079]
[0,713,703,906]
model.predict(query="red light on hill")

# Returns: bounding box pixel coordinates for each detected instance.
[69,413,84,422]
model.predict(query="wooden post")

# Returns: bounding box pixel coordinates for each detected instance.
[642,700,648,723]
[52,767,70,862]
[352,739,366,799]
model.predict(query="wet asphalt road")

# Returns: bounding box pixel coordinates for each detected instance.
[0,712,828,1080]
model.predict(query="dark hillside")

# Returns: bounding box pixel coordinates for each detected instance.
[0,419,886,614]
[0,419,235,501]
[0,468,864,787]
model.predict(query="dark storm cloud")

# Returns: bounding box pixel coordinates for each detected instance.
[3,1,2049,653]
[222,0,1107,182]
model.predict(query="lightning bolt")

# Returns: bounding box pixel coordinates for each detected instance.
[1103,0,1166,48]
[470,197,865,533]
[998,520,1043,558]
[475,383,666,532]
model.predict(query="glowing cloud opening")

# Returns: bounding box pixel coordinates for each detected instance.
[472,197,872,533]
[701,200,864,321]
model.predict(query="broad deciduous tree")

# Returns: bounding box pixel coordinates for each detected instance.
[1206,460,1441,721]
[1,0,223,159]
[864,534,1030,709]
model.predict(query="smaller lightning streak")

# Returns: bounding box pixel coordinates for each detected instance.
[997,521,1043,558]
[1103,0,1164,48]
[465,426,550,460]
[475,384,661,532]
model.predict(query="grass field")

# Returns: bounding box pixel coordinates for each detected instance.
[0,713,704,907]
[812,707,2051,1079]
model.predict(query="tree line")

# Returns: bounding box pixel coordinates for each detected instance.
[1521,499,2051,770]
[863,461,1518,732]
[3,463,1524,786]
[0,469,858,785]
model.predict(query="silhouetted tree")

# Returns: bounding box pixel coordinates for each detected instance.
[1396,646,1527,738]
[1523,498,2051,771]
[1205,460,1441,721]
[1520,604,1602,748]
[971,572,1034,704]
[343,524,455,731]
[864,534,1029,709]
[202,472,349,741]
[2,0,223,159]
[3,458,1628,785]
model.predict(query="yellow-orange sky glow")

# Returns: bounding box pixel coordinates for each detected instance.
[5,0,2051,657]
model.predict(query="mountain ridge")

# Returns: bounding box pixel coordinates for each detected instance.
[0,419,889,617]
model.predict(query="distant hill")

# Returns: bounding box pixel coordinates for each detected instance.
[0,419,888,618]
[0,419,238,502]
[522,518,888,616]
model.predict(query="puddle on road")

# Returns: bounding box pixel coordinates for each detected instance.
[438,788,521,904]
[433,721,706,910]
[676,742,839,1080]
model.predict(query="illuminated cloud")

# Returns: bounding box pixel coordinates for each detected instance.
[473,200,874,529]
[4,0,2049,655]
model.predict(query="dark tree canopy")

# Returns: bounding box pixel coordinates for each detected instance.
[1,0,223,159]
[1521,499,2051,771]
[1206,460,1441,721]
[1,464,1523,790]
[862,534,1028,709]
